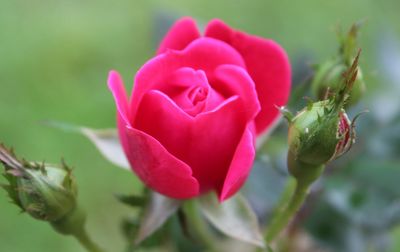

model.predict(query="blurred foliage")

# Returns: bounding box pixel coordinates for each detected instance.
[1,0,400,251]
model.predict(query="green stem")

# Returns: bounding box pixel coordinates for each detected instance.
[51,207,107,252]
[271,177,297,219]
[73,229,106,252]
[183,200,217,252]
[265,179,310,243]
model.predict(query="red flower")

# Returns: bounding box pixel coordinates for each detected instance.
[108,17,291,201]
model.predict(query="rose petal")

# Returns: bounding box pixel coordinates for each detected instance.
[167,67,209,90]
[193,97,247,192]
[131,37,245,119]
[108,71,134,161]
[214,64,261,120]
[219,124,256,201]
[107,70,131,126]
[157,17,201,55]
[134,90,193,155]
[123,126,200,199]
[205,19,291,135]
[134,90,247,193]
[108,73,200,199]
[163,67,209,115]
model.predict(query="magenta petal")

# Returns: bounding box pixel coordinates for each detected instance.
[219,125,255,201]
[107,70,134,165]
[157,17,201,55]
[131,37,245,119]
[134,90,193,158]
[167,67,209,89]
[123,126,199,199]
[108,70,131,126]
[205,19,291,135]
[108,73,199,199]
[134,89,248,193]
[214,64,261,120]
[192,96,247,192]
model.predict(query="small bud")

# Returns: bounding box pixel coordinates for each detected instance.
[311,23,366,107]
[287,102,355,183]
[288,102,353,161]
[0,144,77,222]
[286,53,362,184]
[311,60,366,107]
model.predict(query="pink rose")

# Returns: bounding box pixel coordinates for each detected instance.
[108,17,291,201]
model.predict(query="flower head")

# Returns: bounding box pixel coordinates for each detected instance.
[108,17,291,201]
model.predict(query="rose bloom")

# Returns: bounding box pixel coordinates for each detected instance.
[108,17,291,201]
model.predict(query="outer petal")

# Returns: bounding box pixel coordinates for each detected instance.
[124,126,199,199]
[107,70,133,164]
[157,17,201,55]
[107,70,131,126]
[108,72,199,199]
[219,125,255,201]
[131,37,245,119]
[205,19,291,135]
[192,96,247,192]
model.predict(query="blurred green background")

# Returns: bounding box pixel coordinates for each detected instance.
[1,0,400,251]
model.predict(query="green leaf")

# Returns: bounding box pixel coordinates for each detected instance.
[44,121,130,170]
[80,127,130,169]
[134,191,181,245]
[115,194,146,208]
[198,193,265,248]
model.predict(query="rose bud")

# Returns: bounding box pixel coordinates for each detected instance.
[311,60,366,107]
[108,17,291,201]
[287,102,354,182]
[286,51,362,184]
[0,144,77,222]
[311,23,366,107]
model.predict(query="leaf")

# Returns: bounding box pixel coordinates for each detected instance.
[81,127,130,169]
[134,191,181,245]
[115,194,146,208]
[44,121,130,169]
[198,193,265,248]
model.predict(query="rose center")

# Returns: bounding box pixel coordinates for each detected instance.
[188,85,208,105]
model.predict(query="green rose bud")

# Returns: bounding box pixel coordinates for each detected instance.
[285,51,362,184]
[1,144,105,252]
[311,60,366,107]
[310,22,366,108]
[287,101,354,182]
[0,144,77,222]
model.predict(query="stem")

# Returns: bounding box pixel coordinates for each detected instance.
[51,207,107,252]
[271,177,297,219]
[183,200,217,252]
[73,229,106,252]
[265,179,310,243]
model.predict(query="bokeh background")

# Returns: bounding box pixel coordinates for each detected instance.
[1,1,400,251]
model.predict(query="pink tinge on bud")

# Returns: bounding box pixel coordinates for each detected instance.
[334,111,353,159]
